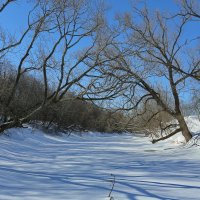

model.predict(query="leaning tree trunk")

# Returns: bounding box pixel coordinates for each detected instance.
[0,119,23,133]
[176,114,192,142]
[152,113,193,144]
[0,105,44,134]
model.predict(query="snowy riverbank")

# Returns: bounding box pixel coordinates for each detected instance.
[0,117,200,200]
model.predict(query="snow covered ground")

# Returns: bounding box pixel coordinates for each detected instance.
[0,117,200,200]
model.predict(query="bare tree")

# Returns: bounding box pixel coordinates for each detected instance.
[0,0,115,133]
[176,0,200,19]
[172,0,200,81]
[1,0,199,141]
[95,2,200,143]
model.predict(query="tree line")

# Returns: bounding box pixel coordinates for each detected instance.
[0,62,127,133]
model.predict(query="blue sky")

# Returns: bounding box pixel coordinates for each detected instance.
[0,0,198,69]
[0,0,199,103]
[108,0,176,11]
[0,0,198,39]
[0,0,179,32]
[0,1,30,32]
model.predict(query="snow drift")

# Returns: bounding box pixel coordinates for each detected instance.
[0,116,199,200]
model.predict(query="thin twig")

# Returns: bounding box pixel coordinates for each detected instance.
[108,174,116,200]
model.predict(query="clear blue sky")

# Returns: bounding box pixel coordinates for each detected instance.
[0,0,199,103]
[0,0,198,68]
[0,0,180,32]
[107,0,176,12]
[3,0,199,43]
[0,0,197,38]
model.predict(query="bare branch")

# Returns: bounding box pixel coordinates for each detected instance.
[0,0,15,13]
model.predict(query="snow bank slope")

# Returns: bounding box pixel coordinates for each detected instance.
[0,120,199,200]
[159,115,200,144]
[185,115,200,134]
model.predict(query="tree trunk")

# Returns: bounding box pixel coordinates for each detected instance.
[176,114,192,142]
[0,119,23,133]
[0,105,43,134]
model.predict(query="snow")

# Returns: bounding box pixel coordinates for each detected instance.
[155,115,200,144]
[0,117,200,200]
[185,115,200,133]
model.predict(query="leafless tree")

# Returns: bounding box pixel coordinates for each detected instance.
[176,0,200,19]
[0,0,117,133]
[1,0,199,141]
[94,1,200,143]
[172,0,200,81]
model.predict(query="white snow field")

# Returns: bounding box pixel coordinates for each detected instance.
[0,117,200,200]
